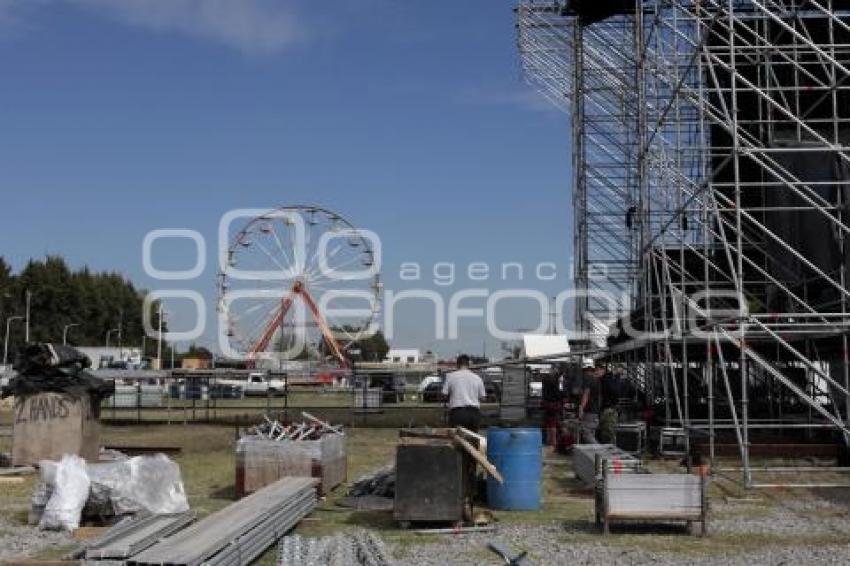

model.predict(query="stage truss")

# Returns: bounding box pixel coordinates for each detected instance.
[518,0,850,486]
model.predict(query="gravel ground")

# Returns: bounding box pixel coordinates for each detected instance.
[390,523,850,565]
[3,489,849,564]
[388,490,850,565]
[0,511,73,560]
[712,495,850,536]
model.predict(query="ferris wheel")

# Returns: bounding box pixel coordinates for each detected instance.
[217,205,382,366]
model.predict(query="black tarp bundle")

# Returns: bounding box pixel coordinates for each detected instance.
[0,343,114,404]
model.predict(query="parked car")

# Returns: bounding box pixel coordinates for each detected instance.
[243,372,286,397]
[483,379,501,403]
[169,380,207,400]
[209,382,244,399]
[422,379,446,403]
[418,375,442,393]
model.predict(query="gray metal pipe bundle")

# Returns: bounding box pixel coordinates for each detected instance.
[130,477,318,566]
[80,512,196,560]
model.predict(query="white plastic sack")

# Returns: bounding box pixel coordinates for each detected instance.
[87,454,189,515]
[39,454,90,531]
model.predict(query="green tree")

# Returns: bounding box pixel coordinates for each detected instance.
[179,344,213,360]
[327,326,390,362]
[0,255,169,360]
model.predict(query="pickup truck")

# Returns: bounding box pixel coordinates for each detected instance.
[243,372,287,397]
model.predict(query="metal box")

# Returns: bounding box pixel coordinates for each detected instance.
[659,427,687,456]
[394,441,468,524]
[573,444,641,486]
[596,470,708,535]
[235,433,347,497]
[615,421,647,455]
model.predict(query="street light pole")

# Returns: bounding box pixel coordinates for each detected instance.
[105,328,118,349]
[157,303,163,370]
[117,308,124,361]
[24,290,31,343]
[63,322,81,345]
[4,316,24,366]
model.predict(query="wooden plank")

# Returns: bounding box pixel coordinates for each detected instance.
[0,466,36,476]
[102,445,182,456]
[73,526,108,541]
[454,427,486,451]
[0,476,25,484]
[452,435,504,484]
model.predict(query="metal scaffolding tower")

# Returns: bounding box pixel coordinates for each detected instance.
[518,0,850,486]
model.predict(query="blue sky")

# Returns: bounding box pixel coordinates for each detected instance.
[0,0,574,357]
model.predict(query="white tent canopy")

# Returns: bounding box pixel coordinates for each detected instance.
[522,334,570,362]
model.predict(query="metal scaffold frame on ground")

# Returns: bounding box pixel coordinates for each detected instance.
[517,0,850,487]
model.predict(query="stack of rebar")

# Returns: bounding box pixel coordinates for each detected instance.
[249,412,343,442]
[237,412,347,497]
[278,531,393,566]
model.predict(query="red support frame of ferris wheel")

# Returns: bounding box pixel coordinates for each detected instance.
[247,281,349,368]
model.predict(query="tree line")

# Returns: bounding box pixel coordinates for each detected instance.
[0,256,167,362]
[0,255,394,367]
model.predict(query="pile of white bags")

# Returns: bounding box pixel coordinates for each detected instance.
[33,453,189,531]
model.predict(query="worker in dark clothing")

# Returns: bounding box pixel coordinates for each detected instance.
[542,365,567,448]
[598,369,620,444]
[578,364,605,443]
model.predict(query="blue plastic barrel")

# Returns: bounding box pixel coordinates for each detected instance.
[486,427,542,510]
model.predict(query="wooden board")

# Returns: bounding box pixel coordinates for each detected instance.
[73,526,108,541]
[452,435,504,484]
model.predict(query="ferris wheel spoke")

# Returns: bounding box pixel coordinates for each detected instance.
[284,215,308,273]
[252,238,291,275]
[249,296,295,354]
[244,305,278,342]
[302,251,369,281]
[243,302,269,316]
[269,222,295,273]
[303,222,332,276]
[333,251,372,271]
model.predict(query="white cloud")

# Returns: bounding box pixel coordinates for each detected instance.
[2,0,305,54]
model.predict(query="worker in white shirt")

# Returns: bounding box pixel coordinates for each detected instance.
[442,354,486,432]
